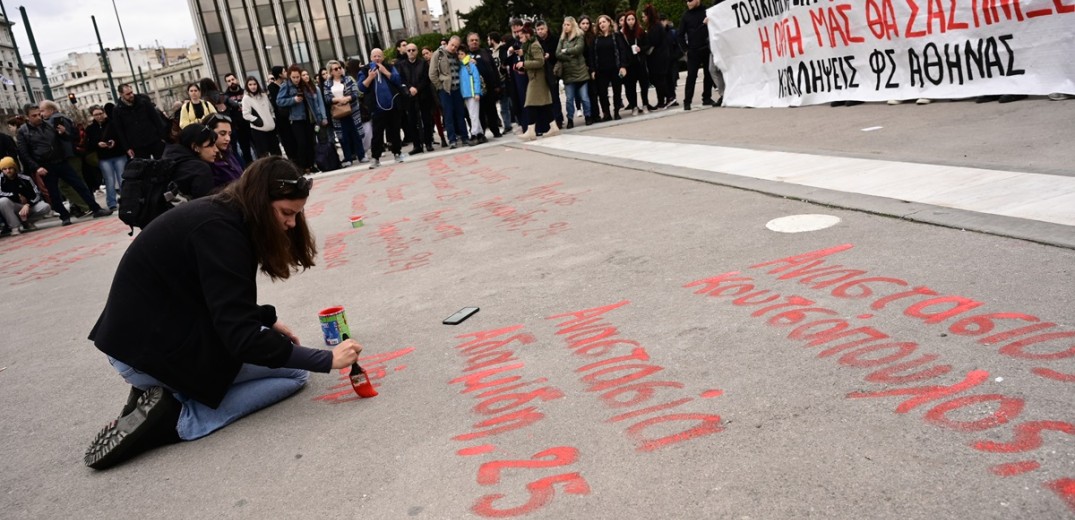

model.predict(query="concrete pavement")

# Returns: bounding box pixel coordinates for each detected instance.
[1,89,1073,519]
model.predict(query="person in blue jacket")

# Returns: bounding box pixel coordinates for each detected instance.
[458,48,484,144]
[275,65,327,173]
[358,48,404,169]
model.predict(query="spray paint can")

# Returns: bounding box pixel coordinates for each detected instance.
[318,306,351,346]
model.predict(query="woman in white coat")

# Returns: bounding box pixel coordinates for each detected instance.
[241,76,282,158]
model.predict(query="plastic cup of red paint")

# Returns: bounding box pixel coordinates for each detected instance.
[350,215,364,228]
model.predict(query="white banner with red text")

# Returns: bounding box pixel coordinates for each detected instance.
[706,0,1075,107]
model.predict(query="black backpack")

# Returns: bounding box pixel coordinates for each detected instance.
[117,158,179,236]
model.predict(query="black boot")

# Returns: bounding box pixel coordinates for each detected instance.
[613,109,621,120]
[119,386,146,417]
[585,117,594,126]
[85,386,182,470]
[409,146,423,155]
[566,120,574,129]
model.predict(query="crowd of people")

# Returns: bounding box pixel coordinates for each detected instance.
[0,1,724,235]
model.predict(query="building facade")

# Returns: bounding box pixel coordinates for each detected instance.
[49,47,192,109]
[189,0,427,84]
[0,12,44,119]
[438,0,479,33]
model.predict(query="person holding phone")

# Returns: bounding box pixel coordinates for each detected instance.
[276,65,328,173]
[84,105,127,211]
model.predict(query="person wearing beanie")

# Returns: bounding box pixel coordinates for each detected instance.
[0,155,50,235]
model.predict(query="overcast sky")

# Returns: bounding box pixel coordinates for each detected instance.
[9,0,445,72]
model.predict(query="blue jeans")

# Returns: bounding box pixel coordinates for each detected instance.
[499,94,513,130]
[337,116,365,162]
[564,82,592,119]
[108,356,309,441]
[438,89,467,143]
[98,155,127,209]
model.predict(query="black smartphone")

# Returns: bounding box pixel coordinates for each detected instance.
[443,307,480,325]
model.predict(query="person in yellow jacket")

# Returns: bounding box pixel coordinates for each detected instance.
[178,82,218,129]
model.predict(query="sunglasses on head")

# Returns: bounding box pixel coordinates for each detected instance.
[277,177,313,191]
[205,113,232,125]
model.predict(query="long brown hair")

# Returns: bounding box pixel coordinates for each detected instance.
[287,64,314,93]
[622,10,644,40]
[643,4,660,31]
[214,156,317,280]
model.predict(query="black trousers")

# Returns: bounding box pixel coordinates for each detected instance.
[41,161,101,220]
[251,129,282,158]
[684,50,715,104]
[417,97,435,147]
[277,118,297,161]
[371,109,402,159]
[545,71,563,126]
[478,91,502,137]
[289,120,315,169]
[624,66,650,109]
[594,71,624,118]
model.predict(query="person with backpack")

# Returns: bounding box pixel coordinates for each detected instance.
[84,156,364,470]
[179,83,218,129]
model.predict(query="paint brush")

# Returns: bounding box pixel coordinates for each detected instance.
[342,334,378,398]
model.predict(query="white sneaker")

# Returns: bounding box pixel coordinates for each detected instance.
[393,154,404,163]
[916,98,932,105]
[544,124,560,137]
[886,99,902,105]
[368,158,380,169]
[1049,92,1071,101]
[341,161,353,167]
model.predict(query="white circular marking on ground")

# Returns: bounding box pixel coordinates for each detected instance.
[765,214,842,233]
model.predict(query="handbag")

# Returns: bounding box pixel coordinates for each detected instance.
[553,62,563,78]
[331,102,352,120]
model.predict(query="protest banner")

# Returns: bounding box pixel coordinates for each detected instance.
[706,0,1075,107]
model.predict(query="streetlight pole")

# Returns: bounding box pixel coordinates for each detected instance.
[19,6,51,100]
[92,15,118,102]
[112,0,139,93]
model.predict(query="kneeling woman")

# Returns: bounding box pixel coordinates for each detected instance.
[84,156,363,469]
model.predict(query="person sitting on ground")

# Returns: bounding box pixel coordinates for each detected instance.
[83,156,364,470]
[159,123,217,200]
[0,156,50,235]
[202,113,244,191]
